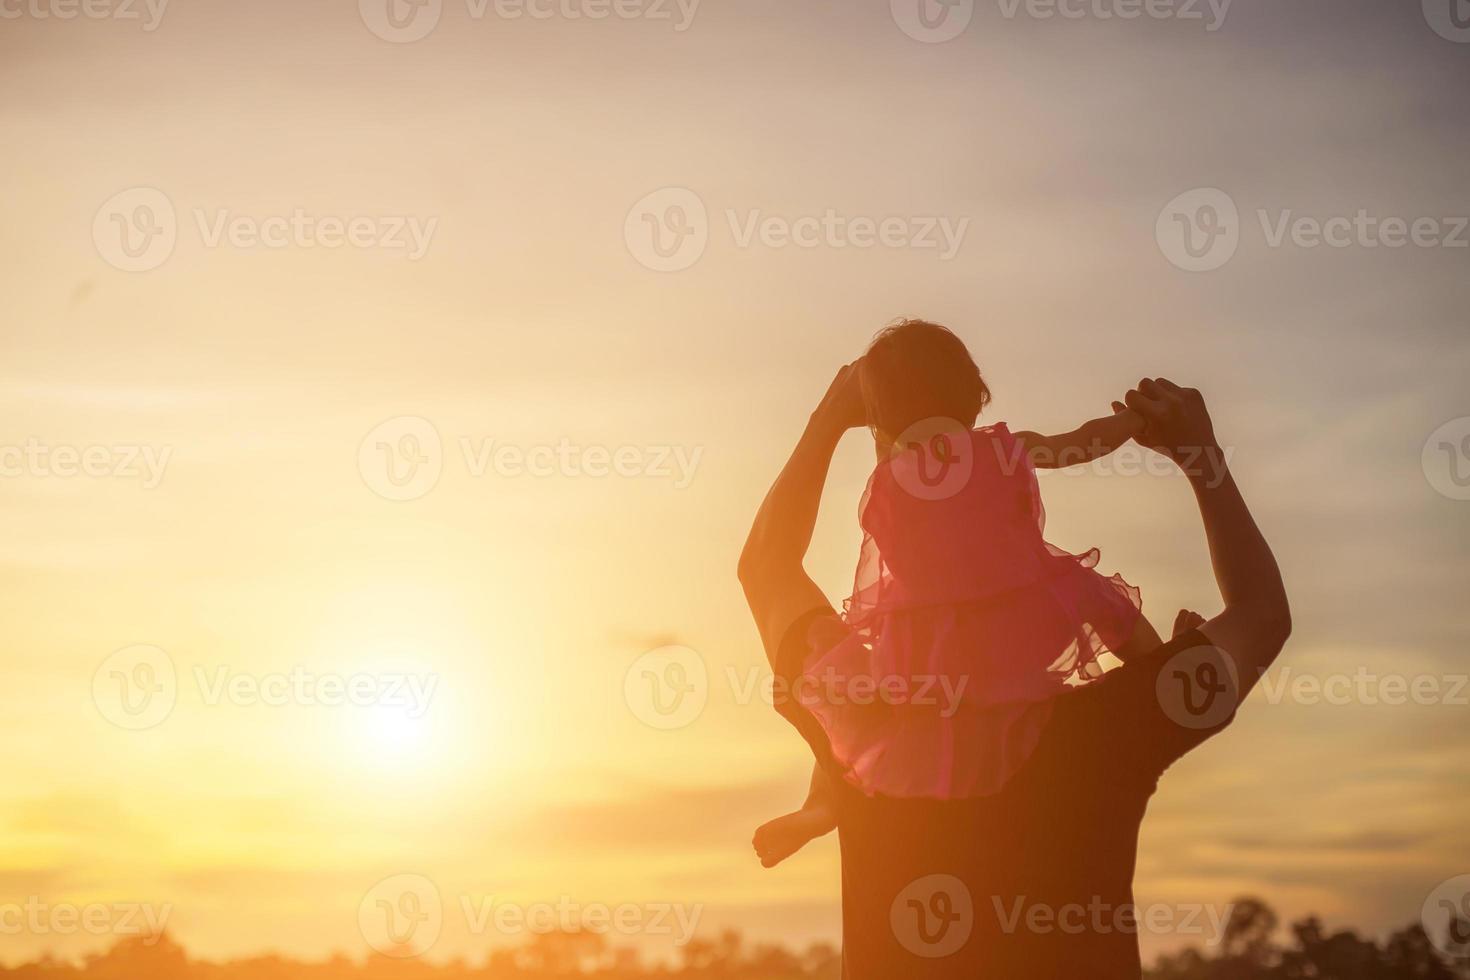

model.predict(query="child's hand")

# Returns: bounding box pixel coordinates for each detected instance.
[1109,401,1148,437]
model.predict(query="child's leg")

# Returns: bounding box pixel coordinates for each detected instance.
[801,762,836,813]
[752,765,838,869]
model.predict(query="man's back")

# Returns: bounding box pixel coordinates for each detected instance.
[784,625,1237,978]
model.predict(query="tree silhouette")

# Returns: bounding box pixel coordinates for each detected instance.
[1151,899,1470,980]
[0,904,1463,980]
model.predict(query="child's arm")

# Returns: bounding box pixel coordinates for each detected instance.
[1013,406,1146,470]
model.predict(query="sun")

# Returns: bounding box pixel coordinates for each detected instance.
[304,579,480,778]
[356,702,431,751]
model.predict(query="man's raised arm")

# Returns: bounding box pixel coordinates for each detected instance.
[738,362,866,664]
[1122,379,1292,700]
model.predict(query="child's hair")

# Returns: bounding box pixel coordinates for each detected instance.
[861,318,991,440]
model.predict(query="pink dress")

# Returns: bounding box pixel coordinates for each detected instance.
[795,423,1142,799]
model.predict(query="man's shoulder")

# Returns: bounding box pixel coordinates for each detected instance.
[1048,629,1242,783]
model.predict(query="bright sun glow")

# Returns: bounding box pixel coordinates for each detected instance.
[304,581,483,778]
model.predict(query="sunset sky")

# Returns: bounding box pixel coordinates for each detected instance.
[1,0,1468,967]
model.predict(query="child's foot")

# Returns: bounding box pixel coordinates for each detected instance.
[1172,609,1206,638]
[752,807,837,868]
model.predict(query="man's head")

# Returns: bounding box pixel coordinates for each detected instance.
[859,319,991,445]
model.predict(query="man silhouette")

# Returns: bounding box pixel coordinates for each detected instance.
[739,375,1291,978]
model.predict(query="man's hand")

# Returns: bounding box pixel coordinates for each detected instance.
[1117,378,1225,485]
[738,363,863,662]
[1118,379,1290,701]
[811,360,868,434]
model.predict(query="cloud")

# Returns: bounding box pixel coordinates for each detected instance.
[507,779,795,853]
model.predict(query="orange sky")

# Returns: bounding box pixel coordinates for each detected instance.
[1,0,1468,967]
